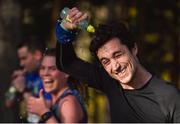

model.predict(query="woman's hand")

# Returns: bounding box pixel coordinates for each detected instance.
[27,89,50,116]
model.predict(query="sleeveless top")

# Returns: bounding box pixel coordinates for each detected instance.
[50,88,88,123]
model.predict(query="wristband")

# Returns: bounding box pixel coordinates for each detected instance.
[40,111,53,122]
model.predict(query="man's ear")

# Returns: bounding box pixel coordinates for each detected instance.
[132,43,138,56]
[65,74,69,78]
[34,50,42,60]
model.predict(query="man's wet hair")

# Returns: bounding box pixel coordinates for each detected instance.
[89,21,135,57]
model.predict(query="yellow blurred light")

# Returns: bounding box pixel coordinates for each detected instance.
[145,33,159,43]
[95,6,108,23]
[129,7,137,18]
[163,52,173,62]
[164,10,173,19]
[161,71,171,82]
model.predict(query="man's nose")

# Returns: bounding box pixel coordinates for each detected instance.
[111,59,120,72]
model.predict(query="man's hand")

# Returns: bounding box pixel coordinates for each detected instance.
[62,7,88,30]
[11,70,25,93]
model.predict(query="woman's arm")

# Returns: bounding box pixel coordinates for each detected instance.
[58,95,84,123]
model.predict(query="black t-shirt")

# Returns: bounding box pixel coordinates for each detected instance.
[123,76,180,122]
[56,42,180,122]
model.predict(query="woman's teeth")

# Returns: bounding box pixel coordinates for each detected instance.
[44,78,53,84]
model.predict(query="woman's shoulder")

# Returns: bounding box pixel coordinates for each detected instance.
[58,90,82,110]
[58,94,84,122]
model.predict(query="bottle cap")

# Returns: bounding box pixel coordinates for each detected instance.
[87,25,95,33]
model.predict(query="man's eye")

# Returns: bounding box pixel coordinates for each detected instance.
[40,66,45,70]
[102,60,110,66]
[115,53,123,58]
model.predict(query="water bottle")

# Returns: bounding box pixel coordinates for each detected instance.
[27,113,40,123]
[23,92,40,123]
[5,86,16,100]
[60,7,95,33]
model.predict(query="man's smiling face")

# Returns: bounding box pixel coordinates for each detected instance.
[97,37,138,85]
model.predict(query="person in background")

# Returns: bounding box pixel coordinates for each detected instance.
[5,37,51,122]
[55,7,180,122]
[27,48,87,123]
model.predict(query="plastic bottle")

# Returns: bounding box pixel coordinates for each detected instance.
[5,86,16,100]
[27,113,40,123]
[22,91,40,123]
[60,7,95,33]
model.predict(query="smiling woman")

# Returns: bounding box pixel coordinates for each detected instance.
[40,52,69,94]
[27,48,87,123]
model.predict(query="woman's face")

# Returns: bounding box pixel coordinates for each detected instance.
[39,56,68,93]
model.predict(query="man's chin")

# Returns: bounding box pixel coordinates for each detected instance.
[118,77,131,84]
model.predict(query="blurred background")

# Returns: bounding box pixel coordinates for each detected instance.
[0,0,179,122]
